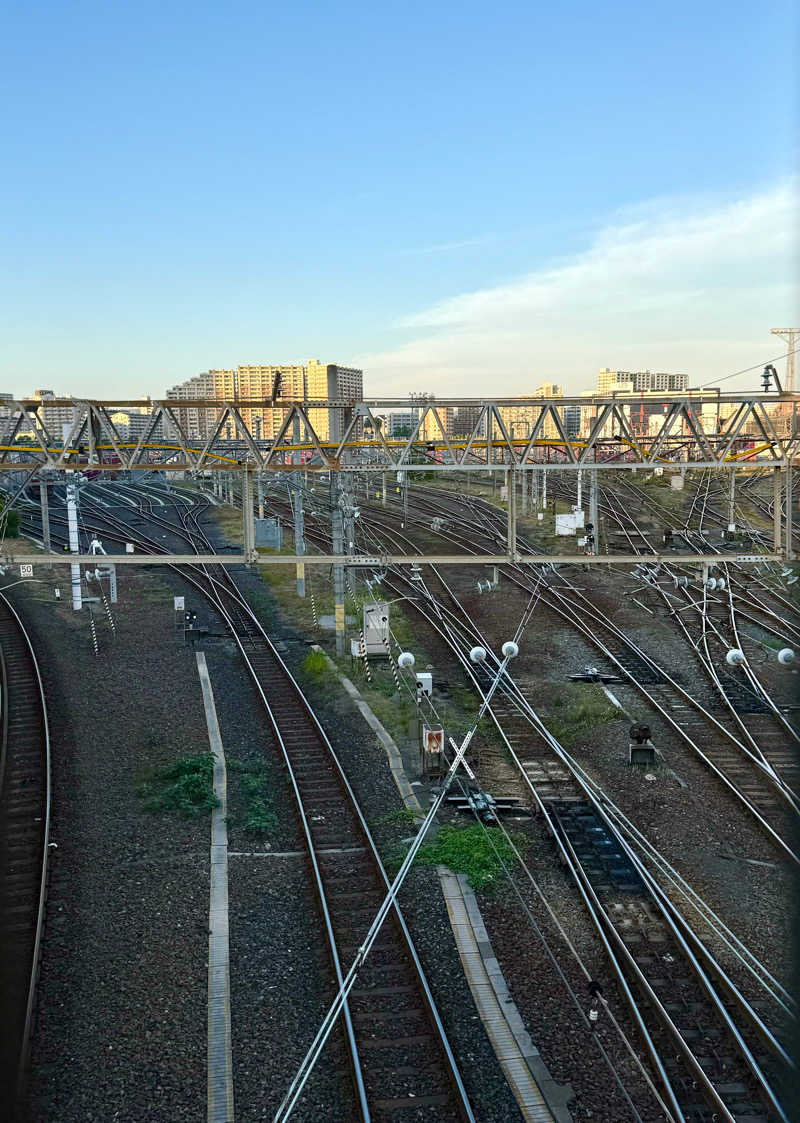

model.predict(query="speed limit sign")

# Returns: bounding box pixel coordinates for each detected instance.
[19,565,33,578]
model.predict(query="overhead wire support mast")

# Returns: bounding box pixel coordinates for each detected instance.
[272,641,520,1123]
[771,328,799,393]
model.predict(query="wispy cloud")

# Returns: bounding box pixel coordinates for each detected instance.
[395,234,495,257]
[359,182,797,395]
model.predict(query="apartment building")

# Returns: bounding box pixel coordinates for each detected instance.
[498,383,564,441]
[597,368,688,394]
[28,390,77,440]
[306,360,363,442]
[420,405,455,441]
[452,406,485,438]
[388,411,414,436]
[165,372,216,440]
[595,369,689,436]
[165,361,364,445]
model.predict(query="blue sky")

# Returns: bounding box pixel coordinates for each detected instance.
[1,0,796,398]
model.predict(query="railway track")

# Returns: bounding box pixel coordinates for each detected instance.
[219,471,794,1119]
[0,591,50,1123]
[35,480,475,1123]
[15,474,796,1120]
[358,481,800,862]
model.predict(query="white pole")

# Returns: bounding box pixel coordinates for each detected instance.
[66,478,82,611]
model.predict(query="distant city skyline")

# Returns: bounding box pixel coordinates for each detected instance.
[1,1,795,400]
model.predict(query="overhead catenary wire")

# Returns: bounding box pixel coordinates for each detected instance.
[690,346,800,390]
[358,569,670,1119]
[272,644,515,1123]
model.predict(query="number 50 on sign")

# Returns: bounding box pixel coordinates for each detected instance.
[19,565,33,578]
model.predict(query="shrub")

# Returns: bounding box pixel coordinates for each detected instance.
[302,648,330,678]
[139,753,220,818]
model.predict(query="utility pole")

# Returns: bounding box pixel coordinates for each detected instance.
[589,469,599,552]
[292,412,305,597]
[257,473,264,520]
[242,466,255,562]
[507,467,517,558]
[576,468,582,511]
[786,461,794,562]
[774,467,782,554]
[331,473,346,656]
[39,477,51,558]
[66,475,82,611]
[727,470,736,533]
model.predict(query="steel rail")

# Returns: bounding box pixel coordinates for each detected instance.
[389,566,791,1120]
[371,482,800,857]
[598,486,800,799]
[210,470,796,1115]
[76,482,475,1122]
[0,589,51,1121]
[369,560,785,1122]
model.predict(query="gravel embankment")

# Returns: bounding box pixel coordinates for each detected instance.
[13,567,211,1122]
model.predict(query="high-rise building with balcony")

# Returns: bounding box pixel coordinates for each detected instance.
[165,360,364,445]
[596,369,689,436]
[597,369,688,394]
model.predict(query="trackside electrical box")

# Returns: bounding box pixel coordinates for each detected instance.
[362,602,390,655]
[415,672,433,696]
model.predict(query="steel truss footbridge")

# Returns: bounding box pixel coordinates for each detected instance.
[0,391,797,568]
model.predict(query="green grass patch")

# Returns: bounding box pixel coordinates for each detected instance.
[139,753,220,818]
[545,684,620,746]
[229,759,277,837]
[302,648,330,678]
[415,823,520,890]
[372,807,425,828]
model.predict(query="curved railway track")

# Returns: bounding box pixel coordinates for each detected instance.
[15,474,796,1120]
[0,591,50,1123]
[194,470,794,1120]
[22,479,475,1123]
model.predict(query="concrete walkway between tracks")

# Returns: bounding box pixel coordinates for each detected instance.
[196,652,235,1123]
[315,646,572,1123]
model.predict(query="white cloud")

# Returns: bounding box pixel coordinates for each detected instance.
[358,182,798,396]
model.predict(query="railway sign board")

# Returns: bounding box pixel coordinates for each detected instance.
[19,564,33,577]
[422,726,444,754]
[174,596,185,612]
